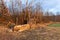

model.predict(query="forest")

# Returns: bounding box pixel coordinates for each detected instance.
[0,0,60,25]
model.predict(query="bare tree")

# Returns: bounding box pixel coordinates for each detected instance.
[9,0,43,25]
[10,0,22,25]
[0,0,10,16]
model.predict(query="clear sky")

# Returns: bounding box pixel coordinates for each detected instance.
[4,0,60,14]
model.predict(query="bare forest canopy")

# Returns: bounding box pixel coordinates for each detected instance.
[0,0,60,25]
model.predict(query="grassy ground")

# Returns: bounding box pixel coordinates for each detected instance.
[48,23,60,27]
[0,25,60,40]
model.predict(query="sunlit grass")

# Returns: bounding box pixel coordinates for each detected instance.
[48,23,60,27]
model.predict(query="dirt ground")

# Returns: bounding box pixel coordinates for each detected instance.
[0,25,60,40]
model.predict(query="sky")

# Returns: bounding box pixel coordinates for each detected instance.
[40,0,60,13]
[4,0,60,14]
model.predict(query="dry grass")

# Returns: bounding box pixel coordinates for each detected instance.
[14,24,30,32]
[0,25,60,40]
